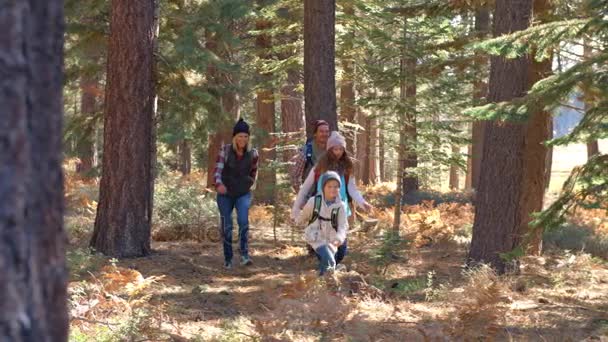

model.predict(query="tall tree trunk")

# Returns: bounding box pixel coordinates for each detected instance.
[255,16,276,203]
[0,1,68,339]
[394,18,417,232]
[179,139,191,176]
[521,0,553,255]
[402,36,418,195]
[468,0,534,273]
[205,30,239,188]
[281,68,304,162]
[468,6,490,191]
[304,0,337,137]
[339,2,357,156]
[91,0,156,257]
[369,115,380,184]
[449,144,460,190]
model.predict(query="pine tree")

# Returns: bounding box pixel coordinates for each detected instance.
[304,0,338,136]
[91,0,157,257]
[468,0,535,273]
[0,1,68,339]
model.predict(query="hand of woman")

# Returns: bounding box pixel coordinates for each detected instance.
[217,184,227,195]
[361,201,373,213]
[332,240,341,247]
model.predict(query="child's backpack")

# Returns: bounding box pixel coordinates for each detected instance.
[308,194,340,231]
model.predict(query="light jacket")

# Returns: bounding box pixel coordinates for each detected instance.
[296,193,348,254]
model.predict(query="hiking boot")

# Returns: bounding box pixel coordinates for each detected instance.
[224,260,232,270]
[335,264,347,272]
[240,255,253,266]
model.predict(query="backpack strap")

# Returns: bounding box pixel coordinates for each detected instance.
[330,207,340,231]
[304,140,313,165]
[308,194,323,226]
[310,168,322,197]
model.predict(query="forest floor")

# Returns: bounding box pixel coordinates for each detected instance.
[66,175,608,342]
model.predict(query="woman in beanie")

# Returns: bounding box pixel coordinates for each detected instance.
[296,171,348,275]
[212,118,258,269]
[291,131,373,265]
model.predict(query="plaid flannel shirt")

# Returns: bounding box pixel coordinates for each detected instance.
[289,147,307,190]
[213,144,259,188]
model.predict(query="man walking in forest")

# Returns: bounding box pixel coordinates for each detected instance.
[213,118,259,269]
[289,119,330,191]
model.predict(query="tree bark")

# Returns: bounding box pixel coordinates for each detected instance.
[369,115,380,184]
[339,2,357,156]
[255,16,276,203]
[402,47,418,195]
[469,6,490,191]
[0,1,68,340]
[179,139,191,176]
[304,0,337,137]
[468,0,534,273]
[379,129,386,182]
[521,0,553,255]
[449,144,460,190]
[91,0,156,257]
[281,68,305,161]
[394,18,417,232]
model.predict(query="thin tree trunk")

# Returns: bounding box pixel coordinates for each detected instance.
[379,129,386,182]
[358,112,370,184]
[339,2,357,156]
[0,1,68,339]
[465,134,473,189]
[394,18,416,232]
[255,16,276,203]
[369,115,380,184]
[304,0,337,137]
[281,68,304,162]
[402,38,418,195]
[78,72,99,175]
[91,0,156,257]
[179,139,192,176]
[449,144,459,190]
[521,0,553,255]
[468,0,534,274]
[469,6,490,191]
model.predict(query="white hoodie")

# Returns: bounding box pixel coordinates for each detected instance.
[296,193,348,254]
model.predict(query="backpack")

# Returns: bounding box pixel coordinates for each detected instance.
[301,139,314,182]
[308,194,340,231]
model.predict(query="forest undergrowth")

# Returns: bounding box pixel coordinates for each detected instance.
[65,169,608,341]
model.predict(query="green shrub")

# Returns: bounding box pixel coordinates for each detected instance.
[543,224,608,259]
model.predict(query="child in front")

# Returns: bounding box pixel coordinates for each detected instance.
[296,171,348,276]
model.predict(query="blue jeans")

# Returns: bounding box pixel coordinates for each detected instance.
[315,239,348,265]
[315,245,336,276]
[217,192,251,263]
[336,239,348,264]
